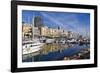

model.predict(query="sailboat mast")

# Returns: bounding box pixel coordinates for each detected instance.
[32,18,34,41]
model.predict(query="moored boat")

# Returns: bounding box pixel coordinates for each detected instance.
[23,41,44,55]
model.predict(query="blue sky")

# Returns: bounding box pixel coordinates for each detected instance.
[22,10,90,37]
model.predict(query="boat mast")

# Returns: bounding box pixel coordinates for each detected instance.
[32,18,34,41]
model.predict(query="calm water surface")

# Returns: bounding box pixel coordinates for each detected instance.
[22,43,90,62]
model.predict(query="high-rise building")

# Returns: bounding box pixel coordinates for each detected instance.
[34,16,44,28]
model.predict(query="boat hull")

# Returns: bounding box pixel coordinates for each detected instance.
[23,43,44,55]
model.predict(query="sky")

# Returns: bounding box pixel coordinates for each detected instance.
[22,10,90,37]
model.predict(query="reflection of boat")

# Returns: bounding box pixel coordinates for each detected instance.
[79,40,84,46]
[23,41,44,55]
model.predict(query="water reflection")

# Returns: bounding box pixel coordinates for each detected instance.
[40,43,73,55]
[22,43,90,62]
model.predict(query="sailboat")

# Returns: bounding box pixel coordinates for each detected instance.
[22,18,44,55]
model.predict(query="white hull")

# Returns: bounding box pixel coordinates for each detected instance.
[46,39,55,43]
[23,42,44,55]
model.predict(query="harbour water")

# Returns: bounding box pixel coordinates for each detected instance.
[22,43,90,62]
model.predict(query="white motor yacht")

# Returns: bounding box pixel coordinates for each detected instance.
[22,41,44,55]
